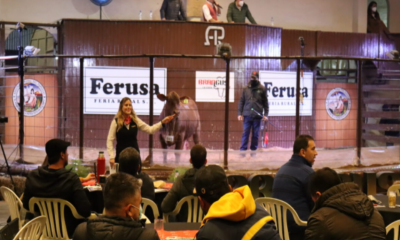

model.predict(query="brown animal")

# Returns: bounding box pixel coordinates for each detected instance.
[157,92,200,162]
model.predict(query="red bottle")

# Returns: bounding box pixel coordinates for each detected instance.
[97,151,106,183]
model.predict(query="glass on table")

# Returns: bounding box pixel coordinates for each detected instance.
[388,191,397,208]
[154,218,164,240]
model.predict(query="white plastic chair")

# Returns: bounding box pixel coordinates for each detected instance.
[255,197,307,240]
[386,219,400,240]
[388,184,400,196]
[29,197,96,240]
[12,216,47,240]
[142,198,160,220]
[0,186,24,229]
[163,196,203,223]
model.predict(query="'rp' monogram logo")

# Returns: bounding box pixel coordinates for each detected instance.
[204,26,225,46]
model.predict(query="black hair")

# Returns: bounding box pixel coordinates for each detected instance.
[190,144,207,169]
[103,172,142,211]
[309,167,342,196]
[47,147,68,165]
[368,1,380,19]
[119,147,141,176]
[293,135,314,154]
[201,181,230,205]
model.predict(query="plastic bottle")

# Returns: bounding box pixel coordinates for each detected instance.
[270,17,274,26]
[149,10,153,20]
[139,10,142,20]
[97,151,106,183]
[174,170,179,181]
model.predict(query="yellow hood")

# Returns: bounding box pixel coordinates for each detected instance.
[201,186,255,227]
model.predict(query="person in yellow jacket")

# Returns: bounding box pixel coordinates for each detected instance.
[194,165,281,240]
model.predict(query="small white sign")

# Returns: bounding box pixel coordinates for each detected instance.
[260,71,313,116]
[84,66,167,115]
[195,71,235,102]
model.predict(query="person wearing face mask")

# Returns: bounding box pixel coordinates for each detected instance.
[227,0,256,24]
[367,1,390,37]
[73,173,160,240]
[23,139,91,239]
[107,97,175,168]
[237,71,268,155]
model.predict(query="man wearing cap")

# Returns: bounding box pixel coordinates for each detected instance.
[195,165,281,240]
[23,139,92,238]
[238,71,269,155]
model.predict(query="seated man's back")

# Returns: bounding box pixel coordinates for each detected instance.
[161,144,207,216]
[305,168,386,240]
[23,139,91,238]
[74,216,158,240]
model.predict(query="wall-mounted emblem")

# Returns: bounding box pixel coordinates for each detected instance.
[13,79,47,117]
[204,26,225,46]
[325,88,351,120]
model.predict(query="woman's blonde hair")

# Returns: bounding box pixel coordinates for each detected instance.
[116,97,138,132]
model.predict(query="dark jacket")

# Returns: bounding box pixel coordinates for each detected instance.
[238,80,269,118]
[304,183,386,240]
[136,172,155,201]
[23,166,91,238]
[226,2,256,24]
[367,14,390,35]
[196,186,281,240]
[160,0,186,21]
[272,155,314,234]
[161,168,198,213]
[73,215,160,240]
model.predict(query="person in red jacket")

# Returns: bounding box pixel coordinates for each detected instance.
[203,0,222,22]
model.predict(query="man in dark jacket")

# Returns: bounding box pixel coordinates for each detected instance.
[160,0,186,21]
[227,0,257,24]
[272,135,317,240]
[73,173,160,240]
[305,168,386,240]
[161,144,207,215]
[23,139,91,238]
[195,165,281,240]
[119,147,155,201]
[238,71,269,154]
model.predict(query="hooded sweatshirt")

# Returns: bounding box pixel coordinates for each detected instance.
[196,186,281,240]
[304,182,386,240]
[23,166,91,238]
[73,216,160,240]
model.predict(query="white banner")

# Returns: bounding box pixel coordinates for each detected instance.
[260,71,313,116]
[84,66,167,115]
[195,71,235,102]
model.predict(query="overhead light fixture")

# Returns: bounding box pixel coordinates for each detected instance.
[385,50,399,60]
[23,46,41,56]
